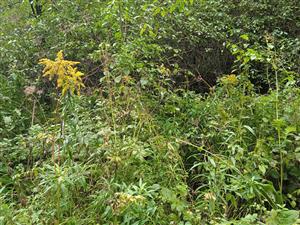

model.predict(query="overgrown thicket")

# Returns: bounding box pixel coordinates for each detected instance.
[0,0,299,224]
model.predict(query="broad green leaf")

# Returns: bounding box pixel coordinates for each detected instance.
[266,209,299,225]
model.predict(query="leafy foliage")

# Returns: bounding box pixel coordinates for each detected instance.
[0,0,299,224]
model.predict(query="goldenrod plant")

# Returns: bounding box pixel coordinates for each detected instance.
[39,50,84,96]
[39,51,85,164]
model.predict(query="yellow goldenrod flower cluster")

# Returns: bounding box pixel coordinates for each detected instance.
[220,74,238,86]
[39,50,85,96]
[113,192,145,211]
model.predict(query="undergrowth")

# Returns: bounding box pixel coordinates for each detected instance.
[0,0,299,224]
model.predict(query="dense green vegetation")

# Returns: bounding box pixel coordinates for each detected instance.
[0,0,299,224]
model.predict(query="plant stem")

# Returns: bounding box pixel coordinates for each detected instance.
[31,99,36,126]
[275,69,283,198]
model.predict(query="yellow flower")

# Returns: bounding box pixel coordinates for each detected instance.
[113,192,145,212]
[39,50,84,96]
[220,74,238,86]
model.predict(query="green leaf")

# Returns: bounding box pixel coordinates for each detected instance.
[258,165,266,175]
[208,157,216,168]
[161,187,175,201]
[114,75,122,83]
[267,43,275,49]
[3,116,12,125]
[272,119,286,130]
[153,7,161,16]
[240,34,249,41]
[285,126,296,136]
[140,77,148,86]
[140,23,148,36]
[244,125,256,136]
[266,209,299,225]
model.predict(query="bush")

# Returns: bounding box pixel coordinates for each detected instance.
[0,0,299,224]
